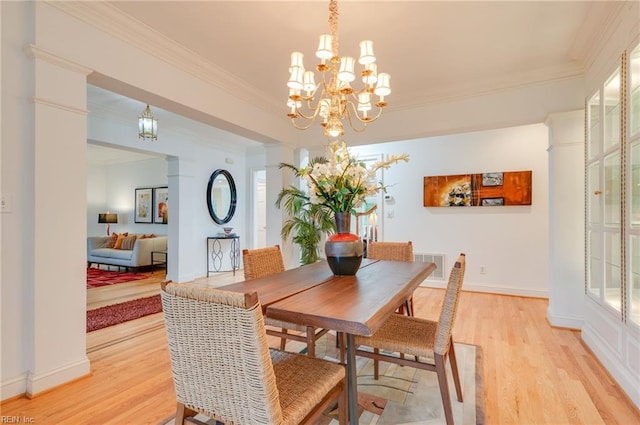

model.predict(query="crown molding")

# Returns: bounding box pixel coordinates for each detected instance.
[46,1,280,114]
[395,61,584,110]
[568,1,628,71]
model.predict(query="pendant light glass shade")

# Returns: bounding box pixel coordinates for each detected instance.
[138,104,158,141]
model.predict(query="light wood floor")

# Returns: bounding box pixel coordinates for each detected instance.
[2,270,640,424]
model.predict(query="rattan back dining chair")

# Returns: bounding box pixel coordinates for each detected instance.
[243,245,329,357]
[367,241,415,315]
[161,281,347,425]
[354,253,467,425]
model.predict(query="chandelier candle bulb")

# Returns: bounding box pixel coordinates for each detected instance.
[375,73,391,98]
[338,56,356,82]
[303,71,316,93]
[359,40,376,64]
[290,51,305,69]
[317,34,333,61]
[363,63,378,85]
[288,66,305,90]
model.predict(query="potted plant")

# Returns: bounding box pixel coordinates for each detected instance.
[277,142,409,269]
[276,158,336,265]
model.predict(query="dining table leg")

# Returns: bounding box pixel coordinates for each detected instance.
[346,333,358,425]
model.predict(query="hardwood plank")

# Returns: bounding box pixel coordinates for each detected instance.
[2,274,639,424]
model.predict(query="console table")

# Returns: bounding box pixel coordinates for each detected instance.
[207,235,240,276]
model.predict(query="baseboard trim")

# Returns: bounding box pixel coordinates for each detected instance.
[1,373,28,401]
[421,280,549,298]
[26,357,91,398]
[546,309,583,330]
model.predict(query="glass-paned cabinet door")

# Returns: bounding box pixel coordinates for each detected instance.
[629,235,640,324]
[604,151,622,311]
[605,231,622,312]
[588,230,602,297]
[630,142,640,228]
[587,160,602,297]
[588,92,601,160]
[604,152,621,225]
[588,162,601,226]
[631,44,640,137]
[604,69,621,151]
[629,43,640,325]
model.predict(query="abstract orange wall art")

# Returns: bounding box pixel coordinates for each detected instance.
[423,170,532,207]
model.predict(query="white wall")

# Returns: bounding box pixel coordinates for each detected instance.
[350,123,549,297]
[87,157,168,237]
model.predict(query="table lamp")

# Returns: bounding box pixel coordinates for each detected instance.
[98,213,118,235]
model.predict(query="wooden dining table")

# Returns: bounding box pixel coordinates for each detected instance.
[218,258,437,424]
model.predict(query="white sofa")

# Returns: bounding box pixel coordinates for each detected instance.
[87,234,167,270]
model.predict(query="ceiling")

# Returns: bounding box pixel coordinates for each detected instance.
[85,1,621,160]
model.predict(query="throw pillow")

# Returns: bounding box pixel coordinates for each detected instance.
[120,235,137,250]
[113,234,127,249]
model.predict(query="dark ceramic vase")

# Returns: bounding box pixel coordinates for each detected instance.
[325,212,363,275]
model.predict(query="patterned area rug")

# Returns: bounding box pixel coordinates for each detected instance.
[86,295,162,332]
[161,334,484,425]
[86,267,146,288]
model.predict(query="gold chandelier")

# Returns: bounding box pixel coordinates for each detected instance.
[286,0,391,139]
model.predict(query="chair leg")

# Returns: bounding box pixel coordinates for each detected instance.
[338,332,346,364]
[374,348,380,380]
[306,327,316,358]
[409,295,415,316]
[338,381,348,425]
[448,338,463,402]
[435,353,455,425]
[280,328,288,351]
[404,299,412,317]
[175,402,198,425]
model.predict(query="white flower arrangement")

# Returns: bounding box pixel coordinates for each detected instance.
[299,141,409,214]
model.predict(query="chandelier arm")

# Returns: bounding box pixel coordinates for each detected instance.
[362,105,384,123]
[290,117,318,131]
[343,100,380,126]
[293,107,322,122]
[343,107,368,133]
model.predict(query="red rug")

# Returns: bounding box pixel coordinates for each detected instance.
[86,267,146,288]
[87,295,162,332]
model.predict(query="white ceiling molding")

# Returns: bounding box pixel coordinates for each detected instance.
[47,1,279,114]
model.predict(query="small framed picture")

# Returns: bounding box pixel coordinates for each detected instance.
[482,172,504,187]
[134,188,153,223]
[153,186,168,224]
[481,197,504,206]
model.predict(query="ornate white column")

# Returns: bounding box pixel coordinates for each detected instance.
[167,156,198,283]
[545,109,585,329]
[265,144,297,268]
[26,45,92,396]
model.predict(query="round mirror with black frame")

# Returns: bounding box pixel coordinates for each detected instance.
[207,169,237,225]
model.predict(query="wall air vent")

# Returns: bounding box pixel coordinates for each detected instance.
[414,253,445,280]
